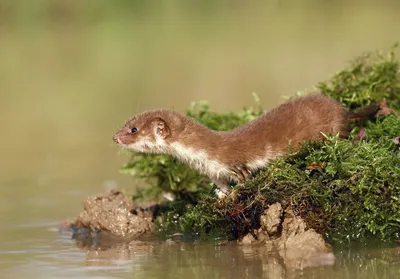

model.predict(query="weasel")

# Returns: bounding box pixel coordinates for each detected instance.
[113,94,348,195]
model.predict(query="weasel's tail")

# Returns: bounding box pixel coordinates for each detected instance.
[348,103,381,121]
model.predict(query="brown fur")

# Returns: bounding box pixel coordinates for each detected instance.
[114,94,348,191]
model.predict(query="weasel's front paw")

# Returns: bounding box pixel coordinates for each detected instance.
[214,187,231,199]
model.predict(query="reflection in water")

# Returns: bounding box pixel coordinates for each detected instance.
[0,223,399,279]
[71,238,399,279]
[77,240,313,279]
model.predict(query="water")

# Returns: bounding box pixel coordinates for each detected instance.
[1,1,399,278]
[1,232,399,279]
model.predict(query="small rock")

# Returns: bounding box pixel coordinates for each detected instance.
[260,202,283,235]
[280,208,307,239]
[71,190,155,241]
[239,205,334,269]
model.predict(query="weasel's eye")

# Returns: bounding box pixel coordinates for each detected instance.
[131,127,138,134]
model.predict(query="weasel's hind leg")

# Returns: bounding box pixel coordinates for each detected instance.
[229,165,253,181]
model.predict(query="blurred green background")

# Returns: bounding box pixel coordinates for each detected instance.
[0,0,400,224]
[1,1,400,278]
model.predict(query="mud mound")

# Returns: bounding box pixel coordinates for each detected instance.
[66,190,155,241]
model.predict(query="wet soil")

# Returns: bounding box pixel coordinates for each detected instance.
[64,190,155,241]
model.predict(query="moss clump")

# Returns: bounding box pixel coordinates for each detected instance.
[318,44,400,112]
[178,137,400,243]
[121,48,400,244]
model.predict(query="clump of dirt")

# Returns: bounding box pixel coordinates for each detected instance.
[64,190,155,241]
[239,203,334,269]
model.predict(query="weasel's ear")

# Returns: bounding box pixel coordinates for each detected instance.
[153,118,170,139]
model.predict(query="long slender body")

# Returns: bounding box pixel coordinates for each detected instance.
[113,94,348,194]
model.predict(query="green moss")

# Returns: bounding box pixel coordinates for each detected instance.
[121,47,400,244]
[366,114,400,139]
[318,44,400,111]
[177,136,399,243]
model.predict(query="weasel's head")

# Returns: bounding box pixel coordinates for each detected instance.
[113,110,172,153]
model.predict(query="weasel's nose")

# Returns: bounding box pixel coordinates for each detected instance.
[113,135,119,143]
